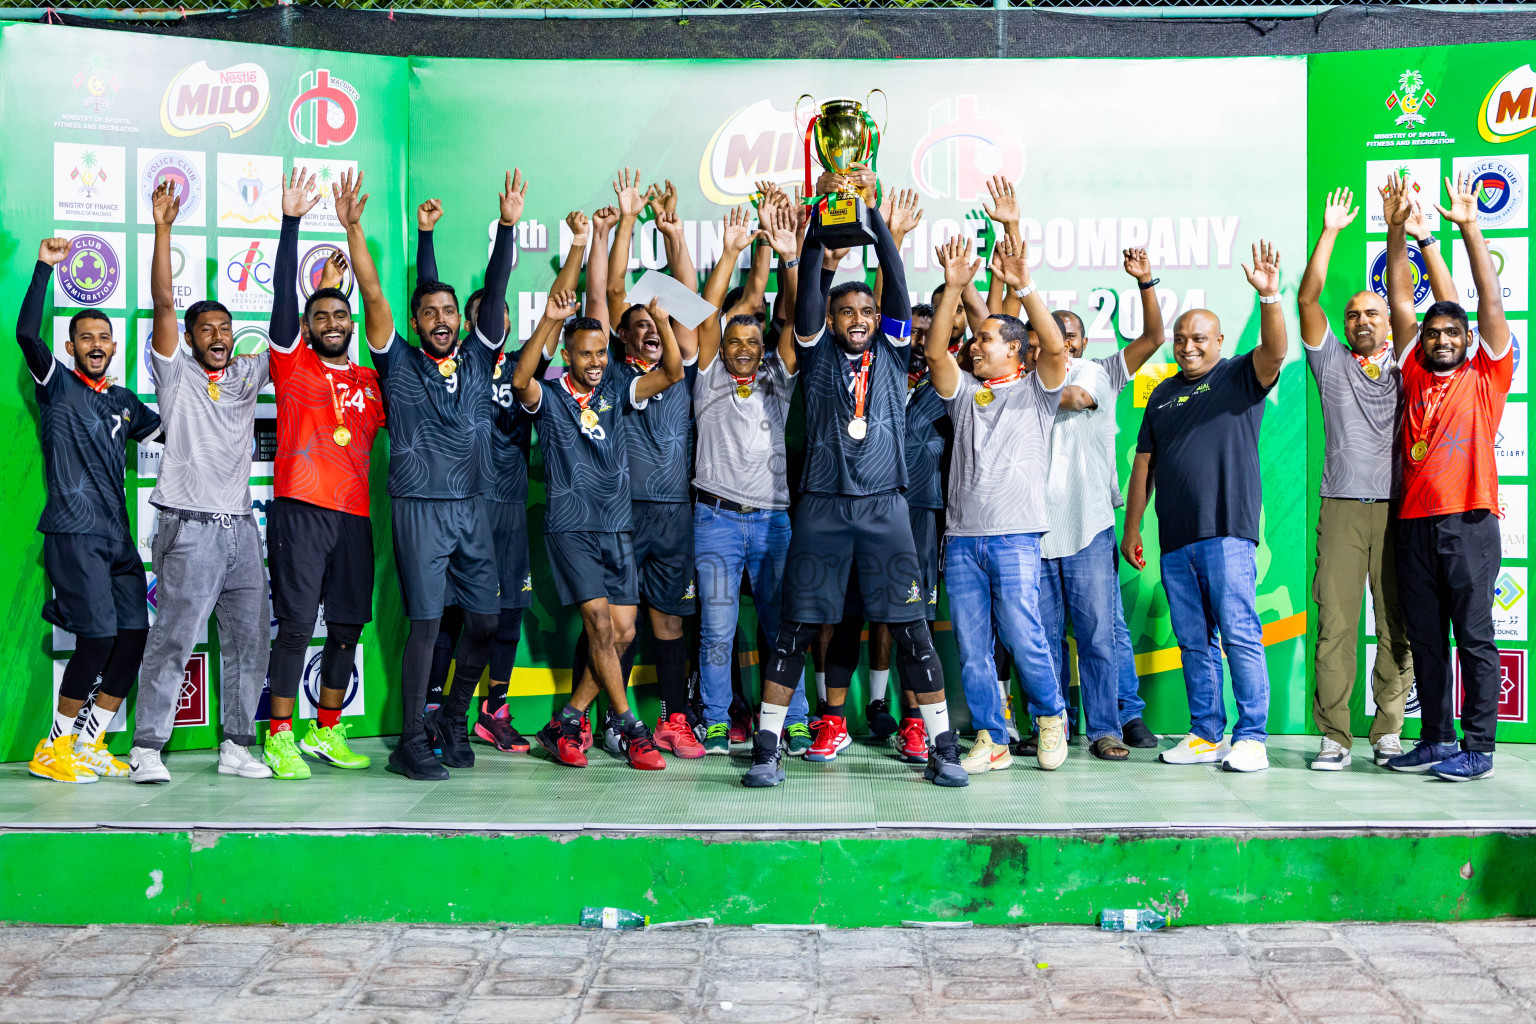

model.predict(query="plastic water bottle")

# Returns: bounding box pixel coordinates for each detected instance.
[581,906,650,930]
[1100,908,1167,931]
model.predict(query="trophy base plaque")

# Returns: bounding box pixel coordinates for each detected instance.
[816,195,878,249]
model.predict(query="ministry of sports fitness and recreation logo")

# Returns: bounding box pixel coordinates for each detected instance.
[72,54,120,114]
[161,60,270,139]
[299,242,354,300]
[910,96,1025,201]
[289,69,359,148]
[1464,157,1525,227]
[59,234,121,306]
[1386,69,1437,127]
[140,152,203,222]
[1480,64,1536,144]
[1369,243,1431,308]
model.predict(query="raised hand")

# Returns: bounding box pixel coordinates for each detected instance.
[498,169,527,227]
[655,209,686,244]
[1404,199,1432,240]
[1242,239,1281,297]
[980,175,1019,226]
[755,179,785,209]
[936,236,982,290]
[151,179,181,227]
[283,166,322,219]
[614,168,646,219]
[38,237,70,267]
[645,179,678,216]
[1123,246,1151,282]
[645,295,670,325]
[887,188,923,237]
[333,169,369,228]
[565,210,590,240]
[592,205,619,236]
[720,205,753,253]
[545,288,579,322]
[417,198,443,232]
[989,234,1030,290]
[761,200,798,257]
[1436,171,1479,226]
[1380,174,1412,228]
[823,246,851,272]
[318,249,349,291]
[1322,187,1358,232]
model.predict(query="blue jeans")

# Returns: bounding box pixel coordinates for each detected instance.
[1040,527,1123,742]
[945,533,1064,736]
[694,503,806,727]
[1159,536,1269,744]
[1111,562,1147,724]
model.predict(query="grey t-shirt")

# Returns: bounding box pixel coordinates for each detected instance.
[691,354,796,510]
[150,345,270,515]
[1304,326,1401,500]
[941,370,1063,537]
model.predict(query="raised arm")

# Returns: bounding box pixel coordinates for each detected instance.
[1120,453,1154,571]
[476,169,524,346]
[271,166,321,348]
[1243,240,1287,388]
[333,169,392,352]
[873,188,922,311]
[18,239,69,381]
[634,297,684,401]
[983,175,1020,317]
[760,196,802,374]
[991,233,1065,390]
[607,167,645,326]
[867,196,911,330]
[1382,175,1421,355]
[416,198,442,284]
[318,250,348,292]
[1403,198,1455,304]
[1120,247,1164,374]
[654,210,698,361]
[149,181,183,357]
[1298,187,1357,349]
[587,206,616,337]
[699,205,753,371]
[795,218,830,342]
[1439,171,1511,356]
[553,210,589,299]
[513,289,577,408]
[927,237,979,400]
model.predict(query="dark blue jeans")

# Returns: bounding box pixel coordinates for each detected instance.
[1040,526,1123,742]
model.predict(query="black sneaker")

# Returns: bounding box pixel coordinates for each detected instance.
[742,729,785,788]
[387,733,449,781]
[426,705,474,768]
[422,702,443,757]
[865,698,899,741]
[923,730,969,788]
[1013,730,1039,758]
[1122,718,1158,749]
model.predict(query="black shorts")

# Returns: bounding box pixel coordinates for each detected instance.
[910,505,941,620]
[268,498,376,626]
[631,500,696,617]
[488,499,533,611]
[42,532,148,638]
[783,492,926,625]
[545,531,639,608]
[391,496,500,620]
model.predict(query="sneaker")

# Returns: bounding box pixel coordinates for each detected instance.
[896,718,929,764]
[474,702,531,754]
[1160,734,1231,765]
[621,722,666,771]
[654,713,705,759]
[602,713,625,756]
[1386,740,1460,774]
[1122,718,1158,749]
[218,739,274,779]
[1221,739,1270,773]
[1036,714,1068,771]
[728,694,755,745]
[923,730,970,788]
[784,721,814,756]
[27,736,97,784]
[804,714,852,762]
[1372,733,1403,767]
[1003,692,1021,742]
[300,722,372,769]
[536,716,588,767]
[579,710,594,752]
[703,722,731,755]
[427,705,474,768]
[386,733,449,781]
[262,729,311,780]
[961,729,1013,774]
[128,746,170,785]
[1431,750,1495,782]
[1014,731,1039,758]
[865,698,898,741]
[74,737,130,779]
[1310,737,1351,772]
[741,729,785,788]
[422,702,443,757]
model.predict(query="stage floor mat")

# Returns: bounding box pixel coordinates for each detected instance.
[3,734,1534,833]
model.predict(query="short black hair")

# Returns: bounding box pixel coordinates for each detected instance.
[618,304,650,333]
[723,285,745,313]
[724,313,764,338]
[184,299,230,334]
[931,284,947,303]
[1423,300,1471,336]
[829,281,874,309]
[411,280,457,319]
[912,303,935,320]
[304,287,350,319]
[563,316,605,344]
[68,310,112,342]
[988,313,1028,350]
[464,286,509,323]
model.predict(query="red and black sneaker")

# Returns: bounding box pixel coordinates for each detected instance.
[804,714,852,763]
[579,710,594,752]
[474,701,531,753]
[727,693,756,745]
[654,713,706,759]
[535,715,587,767]
[621,723,667,771]
[896,718,929,764]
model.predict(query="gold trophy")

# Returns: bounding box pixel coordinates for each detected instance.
[796,91,887,248]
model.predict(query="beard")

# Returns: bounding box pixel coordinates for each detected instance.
[309,326,354,361]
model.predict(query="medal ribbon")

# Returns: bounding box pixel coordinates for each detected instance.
[982,367,1024,389]
[562,372,596,410]
[1409,364,1467,458]
[626,355,655,374]
[325,369,350,436]
[72,369,112,394]
[206,368,226,385]
[851,349,872,424]
[427,347,459,373]
[729,369,756,390]
[1354,347,1390,374]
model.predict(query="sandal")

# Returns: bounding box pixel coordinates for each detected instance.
[1091,736,1130,761]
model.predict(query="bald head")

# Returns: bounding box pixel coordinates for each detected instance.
[1172,308,1223,379]
[1343,290,1391,357]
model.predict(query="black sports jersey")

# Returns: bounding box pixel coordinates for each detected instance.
[18,262,162,540]
[797,329,909,497]
[614,358,696,503]
[903,376,949,511]
[487,348,543,505]
[532,366,632,534]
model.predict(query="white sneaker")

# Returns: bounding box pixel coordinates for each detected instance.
[1221,739,1270,773]
[1035,714,1068,771]
[218,740,274,779]
[1373,734,1403,766]
[129,746,170,784]
[1310,737,1351,771]
[1159,734,1230,764]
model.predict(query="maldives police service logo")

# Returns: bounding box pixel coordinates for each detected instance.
[299,241,354,300]
[1465,157,1526,228]
[59,233,122,306]
[141,151,204,222]
[1370,243,1431,308]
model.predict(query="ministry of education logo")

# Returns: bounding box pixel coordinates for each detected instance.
[1386,69,1437,127]
[141,152,203,222]
[58,234,121,306]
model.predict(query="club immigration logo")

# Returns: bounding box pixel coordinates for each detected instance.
[58,234,122,306]
[1369,243,1431,308]
[1386,69,1437,127]
[910,96,1025,202]
[299,242,354,300]
[140,151,204,223]
[288,69,359,148]
[699,99,807,205]
[1481,64,1536,144]
[1461,156,1526,228]
[161,61,270,139]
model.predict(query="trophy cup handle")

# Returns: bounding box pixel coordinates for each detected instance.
[793,93,818,137]
[865,88,890,136]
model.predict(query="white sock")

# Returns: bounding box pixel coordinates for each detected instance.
[82,703,116,745]
[869,669,890,702]
[758,703,789,747]
[918,701,951,741]
[49,711,74,743]
[815,672,827,703]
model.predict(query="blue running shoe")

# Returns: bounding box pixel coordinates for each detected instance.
[1431,750,1494,782]
[1385,740,1459,773]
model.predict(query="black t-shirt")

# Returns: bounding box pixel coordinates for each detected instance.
[797,328,909,497]
[533,366,632,534]
[1136,351,1272,553]
[486,348,545,506]
[903,376,949,511]
[373,329,499,500]
[614,358,696,504]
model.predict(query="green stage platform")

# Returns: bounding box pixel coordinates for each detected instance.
[2,735,1534,928]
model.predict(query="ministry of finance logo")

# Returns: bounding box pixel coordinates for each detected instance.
[289,69,359,148]
[58,233,122,306]
[1386,69,1437,127]
[140,151,204,224]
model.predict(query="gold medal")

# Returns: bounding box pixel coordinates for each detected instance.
[333,425,352,447]
[975,388,994,407]
[580,408,599,430]
[1364,363,1382,380]
[207,381,221,402]
[493,364,503,380]
[735,384,752,399]
[848,417,867,440]
[1411,440,1429,462]
[438,358,458,378]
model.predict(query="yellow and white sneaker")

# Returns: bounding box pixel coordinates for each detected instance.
[1159,734,1230,765]
[74,737,131,778]
[1036,714,1068,771]
[961,730,1013,774]
[27,736,98,784]
[1221,739,1270,773]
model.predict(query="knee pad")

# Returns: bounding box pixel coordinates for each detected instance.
[275,619,317,653]
[771,620,822,660]
[326,621,364,648]
[893,620,944,694]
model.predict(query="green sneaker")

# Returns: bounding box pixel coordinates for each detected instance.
[703,722,731,756]
[263,729,311,780]
[299,722,371,770]
[785,721,814,756]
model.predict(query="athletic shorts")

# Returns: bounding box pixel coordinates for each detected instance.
[631,500,696,617]
[783,491,926,625]
[390,496,500,620]
[545,530,639,608]
[268,498,375,625]
[487,498,533,611]
[910,506,941,621]
[42,532,148,638]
